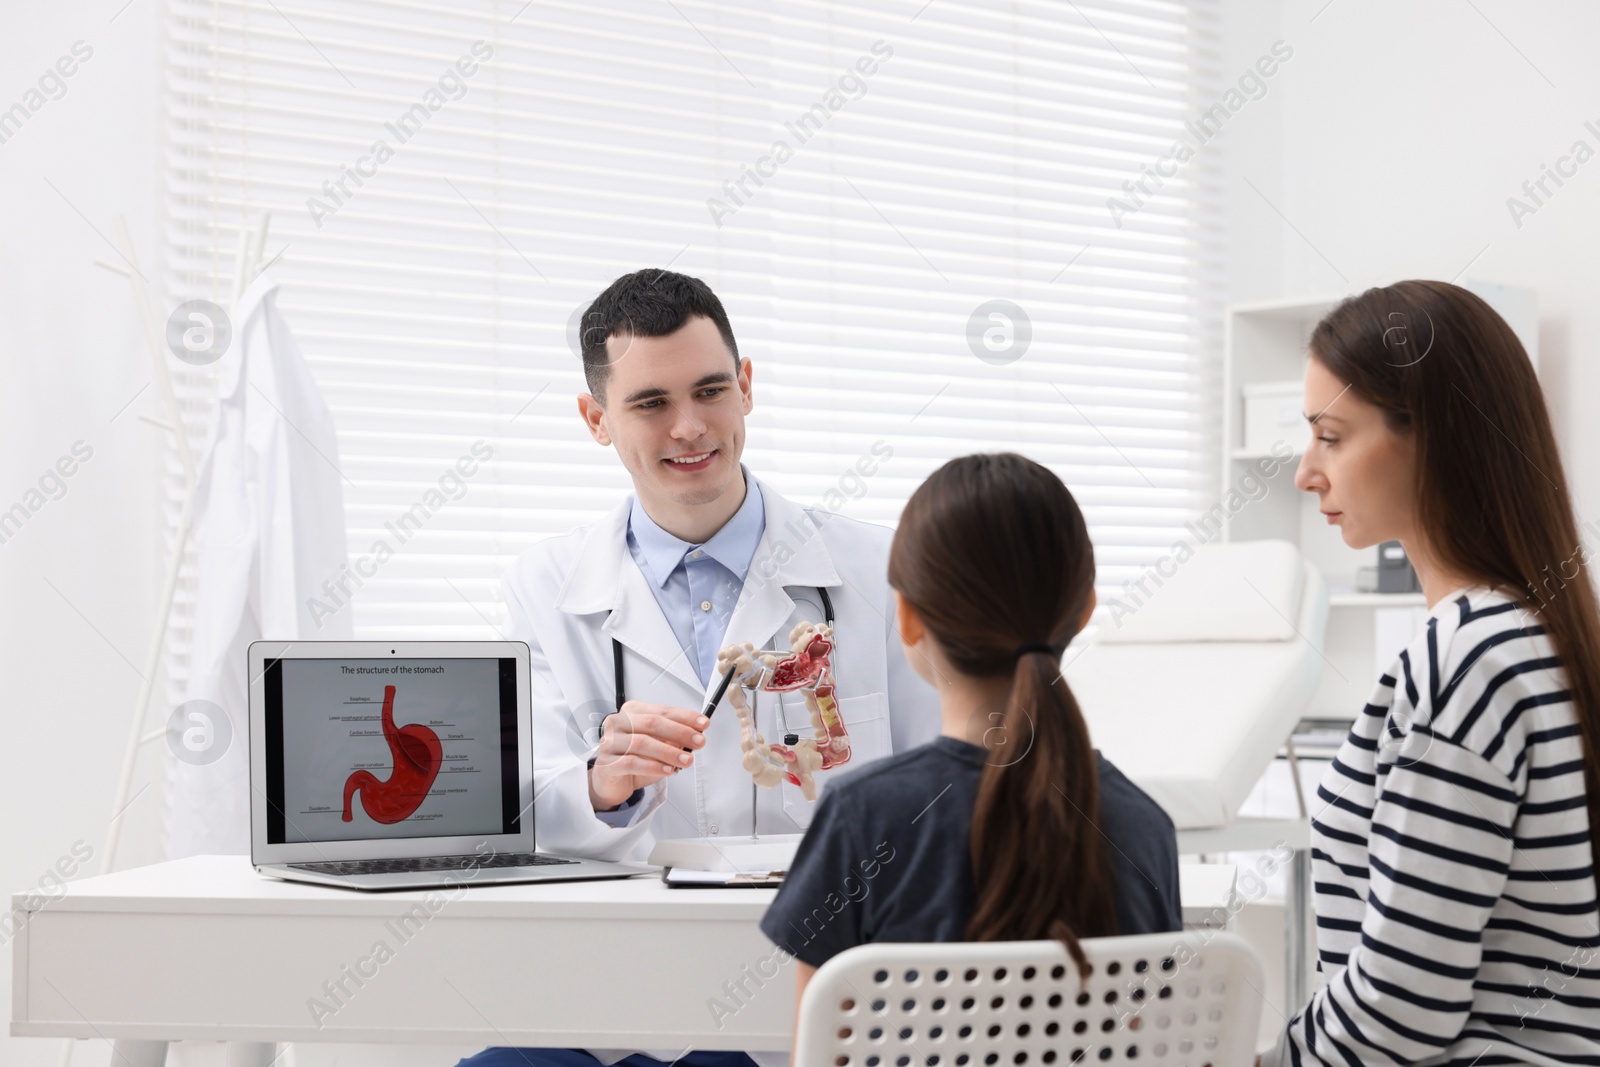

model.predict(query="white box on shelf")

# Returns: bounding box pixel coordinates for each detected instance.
[1241,380,1304,454]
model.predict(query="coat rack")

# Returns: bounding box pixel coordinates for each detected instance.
[75,212,278,1067]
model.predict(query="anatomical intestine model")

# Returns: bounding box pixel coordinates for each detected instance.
[715,621,851,801]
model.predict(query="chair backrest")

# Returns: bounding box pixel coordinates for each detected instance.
[794,931,1263,1067]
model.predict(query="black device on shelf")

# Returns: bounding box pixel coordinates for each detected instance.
[1377,540,1422,594]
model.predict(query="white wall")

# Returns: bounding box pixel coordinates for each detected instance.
[1224,0,1600,515]
[0,3,169,1066]
[1218,0,1288,306]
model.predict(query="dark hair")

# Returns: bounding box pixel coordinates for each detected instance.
[1310,279,1600,877]
[578,270,739,400]
[887,453,1117,977]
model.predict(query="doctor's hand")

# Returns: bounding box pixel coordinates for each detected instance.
[587,701,710,812]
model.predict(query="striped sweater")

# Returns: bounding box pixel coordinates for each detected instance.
[1264,585,1599,1067]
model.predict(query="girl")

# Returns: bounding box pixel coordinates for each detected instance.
[760,452,1183,1025]
[1265,281,1600,1066]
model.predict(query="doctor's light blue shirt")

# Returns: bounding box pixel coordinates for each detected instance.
[624,470,766,689]
[595,473,764,827]
[598,470,771,825]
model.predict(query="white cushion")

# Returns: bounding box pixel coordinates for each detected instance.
[1070,636,1316,829]
[1098,539,1303,644]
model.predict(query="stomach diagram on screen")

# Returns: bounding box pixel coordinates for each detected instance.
[342,685,443,823]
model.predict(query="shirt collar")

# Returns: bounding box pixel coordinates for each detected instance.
[933,735,986,766]
[933,733,1106,771]
[627,466,766,588]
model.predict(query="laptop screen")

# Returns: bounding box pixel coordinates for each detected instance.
[261,656,521,845]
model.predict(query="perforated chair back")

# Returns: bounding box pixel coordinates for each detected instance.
[793,932,1263,1067]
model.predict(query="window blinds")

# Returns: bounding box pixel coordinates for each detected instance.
[162,0,1221,698]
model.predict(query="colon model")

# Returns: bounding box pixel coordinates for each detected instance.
[718,621,851,802]
[342,685,444,824]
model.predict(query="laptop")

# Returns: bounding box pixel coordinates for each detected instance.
[248,639,652,890]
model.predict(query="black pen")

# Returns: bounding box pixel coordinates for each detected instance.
[676,663,740,764]
[703,663,739,720]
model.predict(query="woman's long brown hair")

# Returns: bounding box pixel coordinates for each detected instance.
[1311,280,1600,878]
[887,453,1117,976]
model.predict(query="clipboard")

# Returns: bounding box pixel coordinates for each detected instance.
[661,867,786,888]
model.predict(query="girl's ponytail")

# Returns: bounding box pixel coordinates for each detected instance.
[966,647,1117,977]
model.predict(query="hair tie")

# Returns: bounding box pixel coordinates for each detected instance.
[1013,642,1056,661]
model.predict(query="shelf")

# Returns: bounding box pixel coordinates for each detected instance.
[1229,447,1302,462]
[1225,294,1346,319]
[1327,592,1427,608]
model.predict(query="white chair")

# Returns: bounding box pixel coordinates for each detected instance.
[794,932,1265,1067]
[1066,539,1329,1008]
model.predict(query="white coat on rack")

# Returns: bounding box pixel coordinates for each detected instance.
[165,273,351,859]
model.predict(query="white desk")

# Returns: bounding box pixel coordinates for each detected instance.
[12,856,1235,1063]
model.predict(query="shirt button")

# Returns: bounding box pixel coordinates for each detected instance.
[710,823,720,835]
[691,550,704,559]
[700,600,712,612]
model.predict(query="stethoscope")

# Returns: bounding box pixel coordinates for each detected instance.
[610,586,836,721]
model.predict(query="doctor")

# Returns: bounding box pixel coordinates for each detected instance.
[499,268,939,868]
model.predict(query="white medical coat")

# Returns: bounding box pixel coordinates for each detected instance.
[166,274,351,858]
[499,473,940,864]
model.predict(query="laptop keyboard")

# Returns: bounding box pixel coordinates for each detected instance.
[287,852,577,876]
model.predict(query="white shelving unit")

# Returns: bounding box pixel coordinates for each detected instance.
[1221,282,1538,722]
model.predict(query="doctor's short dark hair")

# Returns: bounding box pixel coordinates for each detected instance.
[577,270,740,401]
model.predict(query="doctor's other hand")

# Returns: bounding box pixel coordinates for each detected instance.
[588,701,710,812]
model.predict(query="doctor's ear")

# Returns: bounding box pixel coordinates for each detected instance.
[577,392,612,447]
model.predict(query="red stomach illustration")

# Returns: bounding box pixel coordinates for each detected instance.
[342,685,443,824]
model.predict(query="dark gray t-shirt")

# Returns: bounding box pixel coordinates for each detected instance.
[760,735,1181,967]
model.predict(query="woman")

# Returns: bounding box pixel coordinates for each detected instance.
[1264,281,1599,1066]
[759,452,1183,1031]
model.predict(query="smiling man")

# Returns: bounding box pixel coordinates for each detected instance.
[498,267,937,847]
[469,270,938,1067]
